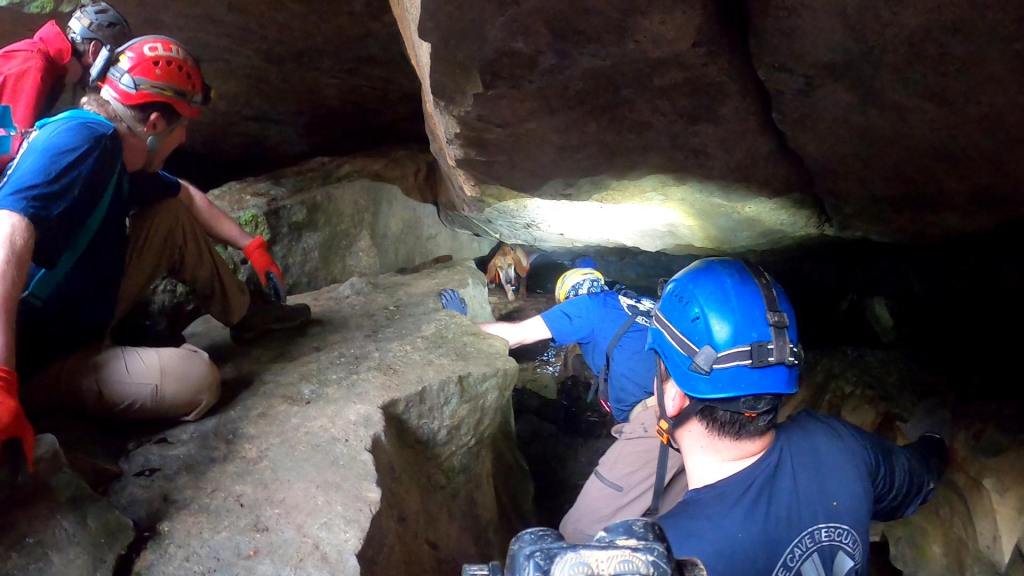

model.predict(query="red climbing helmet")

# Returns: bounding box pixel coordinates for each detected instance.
[96,35,211,119]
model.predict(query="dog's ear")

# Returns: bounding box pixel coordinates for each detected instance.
[485,258,498,286]
[512,247,530,277]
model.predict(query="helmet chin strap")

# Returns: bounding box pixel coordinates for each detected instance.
[643,366,704,518]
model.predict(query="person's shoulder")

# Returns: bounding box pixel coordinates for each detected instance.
[657,500,709,552]
[780,410,869,448]
[37,111,117,144]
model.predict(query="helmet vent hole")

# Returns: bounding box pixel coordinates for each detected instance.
[153,61,160,68]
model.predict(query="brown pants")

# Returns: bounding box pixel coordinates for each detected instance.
[27,198,249,421]
[559,402,688,543]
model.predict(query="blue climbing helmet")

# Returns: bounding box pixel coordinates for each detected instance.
[645,257,802,399]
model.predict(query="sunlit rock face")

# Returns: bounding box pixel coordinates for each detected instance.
[0,1,425,179]
[749,0,1024,240]
[390,0,826,253]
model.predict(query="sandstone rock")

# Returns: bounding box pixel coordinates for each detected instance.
[207,149,494,295]
[749,0,1024,240]
[391,0,826,253]
[0,434,134,576]
[133,149,494,328]
[108,262,533,575]
[0,1,424,179]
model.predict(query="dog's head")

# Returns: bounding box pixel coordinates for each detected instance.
[486,244,526,301]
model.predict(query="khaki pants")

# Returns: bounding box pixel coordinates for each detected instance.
[26,197,249,421]
[559,402,688,544]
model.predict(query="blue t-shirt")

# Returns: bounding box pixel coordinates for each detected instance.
[540,291,657,422]
[658,411,940,576]
[0,110,180,373]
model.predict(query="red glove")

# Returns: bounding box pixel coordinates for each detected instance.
[243,236,285,291]
[0,367,34,472]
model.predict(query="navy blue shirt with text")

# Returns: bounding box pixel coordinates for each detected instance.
[658,411,940,576]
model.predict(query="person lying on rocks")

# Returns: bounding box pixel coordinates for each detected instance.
[0,1,133,172]
[644,257,948,575]
[0,36,310,471]
[439,267,687,543]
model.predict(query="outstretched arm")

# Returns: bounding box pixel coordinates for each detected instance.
[0,210,34,368]
[176,179,253,250]
[836,417,948,522]
[176,179,285,294]
[479,315,552,349]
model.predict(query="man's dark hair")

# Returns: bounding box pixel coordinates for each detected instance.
[658,361,780,441]
[694,401,779,440]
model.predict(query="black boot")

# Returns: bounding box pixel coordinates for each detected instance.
[230,291,311,344]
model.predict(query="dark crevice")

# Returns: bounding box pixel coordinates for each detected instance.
[718,0,833,230]
[112,522,157,576]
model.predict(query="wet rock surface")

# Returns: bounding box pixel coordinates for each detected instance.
[0,434,134,576]
[103,262,531,575]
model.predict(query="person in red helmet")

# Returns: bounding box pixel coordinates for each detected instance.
[0,35,310,470]
[0,1,132,172]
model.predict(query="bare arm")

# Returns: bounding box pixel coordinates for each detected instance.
[0,210,35,368]
[176,179,253,250]
[479,315,553,349]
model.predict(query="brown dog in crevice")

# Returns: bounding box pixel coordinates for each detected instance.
[485,244,532,301]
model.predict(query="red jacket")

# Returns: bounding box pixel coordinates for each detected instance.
[0,20,73,172]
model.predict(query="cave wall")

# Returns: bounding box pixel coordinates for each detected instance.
[390,0,826,253]
[3,1,1021,247]
[391,0,1024,247]
[750,0,1024,240]
[0,1,426,184]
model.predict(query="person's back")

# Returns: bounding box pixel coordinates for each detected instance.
[659,410,942,575]
[0,20,73,171]
[642,258,946,575]
[540,289,656,421]
[0,2,132,172]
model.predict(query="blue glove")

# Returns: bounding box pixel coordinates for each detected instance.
[439,288,468,316]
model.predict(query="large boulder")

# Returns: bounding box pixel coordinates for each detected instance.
[749,0,1024,240]
[0,434,134,576]
[108,262,533,575]
[390,0,826,254]
[207,148,494,295]
[132,149,494,330]
[0,1,424,180]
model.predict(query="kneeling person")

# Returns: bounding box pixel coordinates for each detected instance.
[0,36,309,469]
